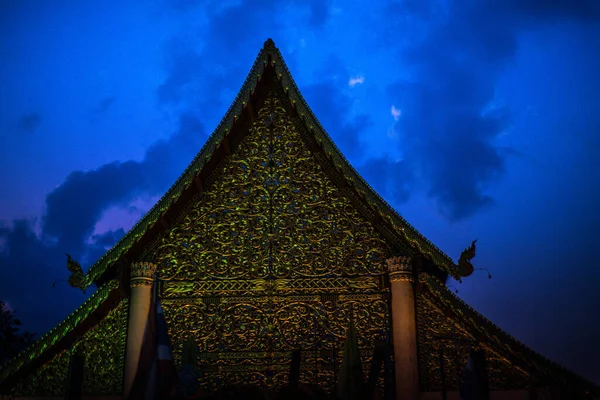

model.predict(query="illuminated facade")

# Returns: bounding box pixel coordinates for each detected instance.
[0,39,598,400]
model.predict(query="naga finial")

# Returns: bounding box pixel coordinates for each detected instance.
[66,254,86,292]
[458,240,477,276]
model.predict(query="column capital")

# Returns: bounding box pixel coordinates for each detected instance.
[386,256,414,283]
[130,262,156,287]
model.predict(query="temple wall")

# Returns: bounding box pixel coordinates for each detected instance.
[8,300,128,397]
[146,92,394,393]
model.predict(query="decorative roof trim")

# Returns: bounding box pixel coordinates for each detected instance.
[419,273,600,395]
[0,280,120,384]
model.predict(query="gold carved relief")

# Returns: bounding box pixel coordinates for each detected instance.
[9,299,127,396]
[78,299,128,395]
[10,349,70,396]
[152,90,392,392]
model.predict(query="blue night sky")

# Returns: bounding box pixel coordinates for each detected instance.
[1,0,599,384]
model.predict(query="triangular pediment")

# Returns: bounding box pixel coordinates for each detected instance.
[79,39,462,290]
[153,88,393,285]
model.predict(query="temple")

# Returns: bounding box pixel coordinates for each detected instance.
[0,39,598,400]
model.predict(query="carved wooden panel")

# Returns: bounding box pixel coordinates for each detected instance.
[153,92,392,392]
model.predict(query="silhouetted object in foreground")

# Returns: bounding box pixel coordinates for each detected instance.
[66,351,84,400]
[365,340,385,399]
[336,320,364,400]
[201,384,264,400]
[177,336,201,398]
[289,350,302,394]
[459,349,489,400]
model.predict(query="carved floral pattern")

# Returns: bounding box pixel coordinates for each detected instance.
[9,299,127,396]
[152,92,392,392]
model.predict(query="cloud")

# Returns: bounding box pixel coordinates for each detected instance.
[17,112,42,134]
[156,38,210,106]
[348,76,365,87]
[511,0,600,22]
[390,105,401,121]
[0,218,88,337]
[0,113,206,335]
[376,0,598,221]
[90,228,126,249]
[43,112,204,250]
[157,0,332,108]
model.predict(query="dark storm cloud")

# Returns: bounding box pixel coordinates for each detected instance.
[0,219,88,339]
[381,0,597,220]
[17,112,42,134]
[0,113,205,335]
[302,56,372,160]
[42,112,205,250]
[157,0,331,107]
[511,0,600,22]
[42,161,147,251]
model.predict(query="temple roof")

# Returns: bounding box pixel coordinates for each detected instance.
[4,39,597,395]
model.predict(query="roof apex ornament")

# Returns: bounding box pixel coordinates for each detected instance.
[66,254,86,292]
[458,240,477,277]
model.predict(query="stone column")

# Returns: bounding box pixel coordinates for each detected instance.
[387,256,419,400]
[123,262,157,398]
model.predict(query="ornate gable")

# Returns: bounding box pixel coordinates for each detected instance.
[76,39,465,291]
[145,91,393,391]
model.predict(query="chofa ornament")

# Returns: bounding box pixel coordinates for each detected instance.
[66,254,87,291]
[457,240,477,276]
